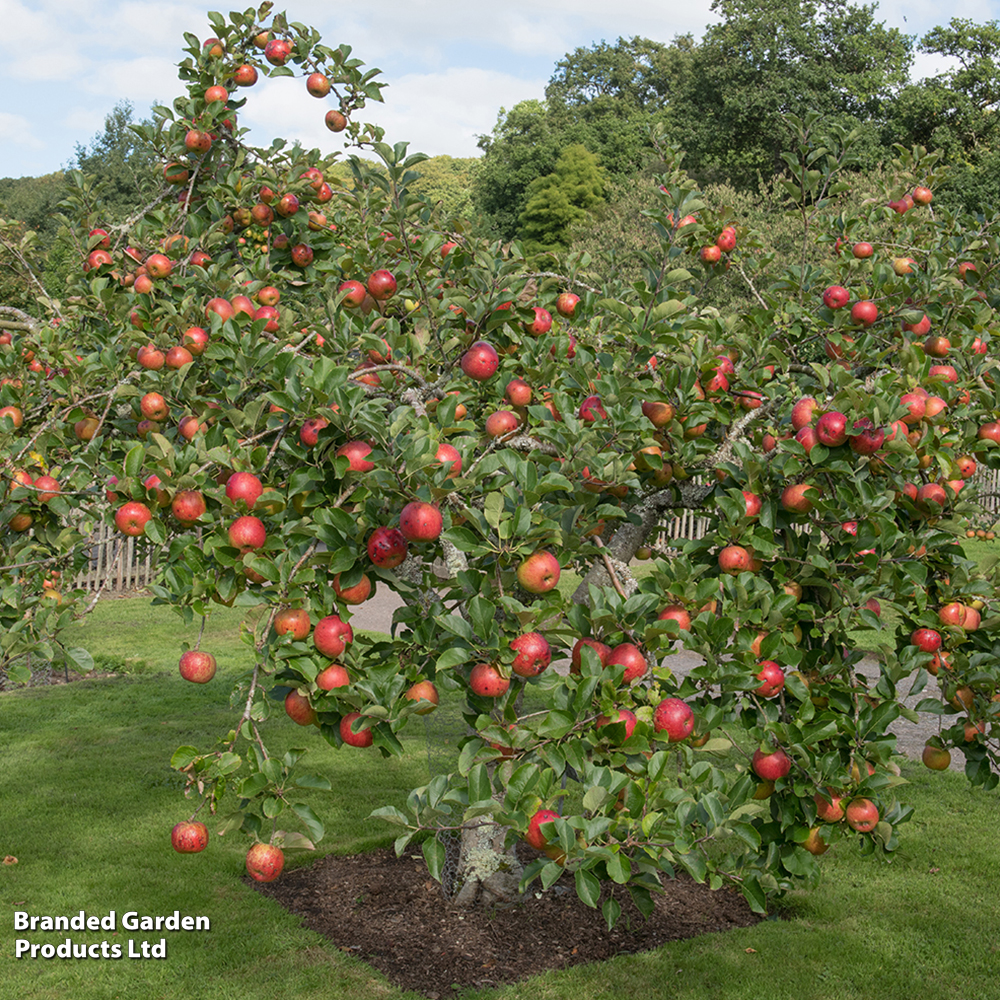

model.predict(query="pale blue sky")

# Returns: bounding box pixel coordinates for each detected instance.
[1,0,998,179]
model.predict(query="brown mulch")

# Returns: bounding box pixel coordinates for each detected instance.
[250,845,761,996]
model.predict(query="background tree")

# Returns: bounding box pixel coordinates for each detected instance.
[518,144,605,254]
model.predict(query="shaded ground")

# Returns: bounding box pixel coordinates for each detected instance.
[250,845,760,997]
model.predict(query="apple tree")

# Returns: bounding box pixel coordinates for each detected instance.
[2,7,999,918]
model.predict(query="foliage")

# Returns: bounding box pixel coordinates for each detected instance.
[518,144,605,255]
[409,155,477,223]
[2,6,1000,924]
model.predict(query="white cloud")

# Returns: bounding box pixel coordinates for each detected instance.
[0,112,44,150]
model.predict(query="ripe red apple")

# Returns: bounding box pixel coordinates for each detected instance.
[743,491,762,517]
[399,501,443,542]
[314,615,354,658]
[306,71,331,97]
[171,821,209,853]
[182,326,209,355]
[115,501,152,537]
[596,708,638,740]
[653,697,694,742]
[264,37,292,64]
[781,483,818,513]
[171,490,206,526]
[228,515,266,553]
[791,396,818,430]
[178,650,217,683]
[752,748,791,781]
[469,662,510,697]
[329,441,373,475]
[699,245,722,265]
[367,526,408,568]
[332,572,372,604]
[137,344,165,370]
[505,378,533,406]
[485,410,520,437]
[403,680,439,715]
[316,663,350,690]
[525,808,560,850]
[516,550,560,593]
[339,280,367,307]
[234,63,258,86]
[510,632,551,677]
[850,300,878,327]
[246,843,284,882]
[435,442,462,477]
[33,475,61,503]
[716,226,737,251]
[226,472,263,509]
[657,605,691,631]
[608,643,648,683]
[642,400,675,427]
[367,269,397,300]
[852,241,874,259]
[340,711,374,747]
[816,410,848,446]
[845,797,879,832]
[822,285,850,310]
[285,689,317,726]
[718,544,752,574]
[916,482,947,512]
[205,297,235,322]
[814,789,845,822]
[299,417,329,447]
[460,341,499,381]
[555,292,579,317]
[274,607,311,641]
[325,109,348,132]
[910,628,942,653]
[290,244,313,267]
[578,395,607,422]
[524,307,553,335]
[184,129,212,153]
[753,660,785,698]
[569,637,612,674]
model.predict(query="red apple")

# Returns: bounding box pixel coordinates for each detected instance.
[910,628,942,653]
[816,411,848,446]
[399,501,443,541]
[115,501,152,537]
[469,662,510,697]
[524,307,553,335]
[657,605,691,631]
[597,708,638,740]
[525,808,560,850]
[435,442,462,477]
[718,544,752,574]
[367,526,408,568]
[752,748,791,781]
[510,632,551,677]
[570,638,612,674]
[264,37,292,65]
[228,515,266,553]
[814,789,845,822]
[485,410,520,437]
[845,797,879,832]
[367,269,397,300]
[306,71,331,97]
[234,63,258,86]
[246,843,284,882]
[822,285,850,310]
[555,292,579,317]
[284,689,317,726]
[316,663,350,690]
[336,441,375,473]
[339,280,367,307]
[516,550,560,593]
[403,680,439,715]
[340,711,374,747]
[332,572,372,604]
[607,643,648,683]
[791,396,818,430]
[314,615,354,658]
[753,660,785,698]
[653,697,694,741]
[171,820,209,853]
[178,650,216,683]
[226,472,263,508]
[578,395,607,422]
[850,300,878,327]
[171,490,206,526]
[460,341,499,381]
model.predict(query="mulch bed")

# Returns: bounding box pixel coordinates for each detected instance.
[250,845,761,996]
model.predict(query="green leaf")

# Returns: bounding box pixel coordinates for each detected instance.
[602,897,622,930]
[290,802,325,842]
[468,763,492,804]
[170,746,200,770]
[294,773,332,790]
[422,836,446,882]
[65,647,94,673]
[124,444,144,479]
[575,868,601,908]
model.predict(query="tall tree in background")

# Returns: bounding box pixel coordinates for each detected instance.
[885,19,1000,214]
[518,143,605,254]
[674,0,912,187]
[73,99,159,222]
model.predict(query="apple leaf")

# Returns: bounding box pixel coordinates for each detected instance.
[65,647,94,673]
[574,868,601,908]
[422,836,445,883]
[290,802,324,843]
[293,773,332,790]
[602,897,622,931]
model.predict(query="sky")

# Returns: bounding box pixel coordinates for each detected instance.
[2,0,999,180]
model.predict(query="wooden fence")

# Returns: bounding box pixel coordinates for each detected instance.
[72,468,1000,596]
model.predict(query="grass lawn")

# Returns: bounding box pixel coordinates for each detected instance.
[1,597,999,1000]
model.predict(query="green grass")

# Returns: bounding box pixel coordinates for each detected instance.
[2,598,1000,1000]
